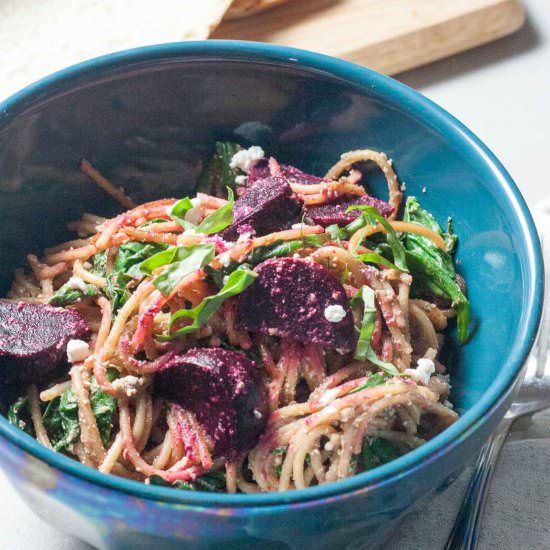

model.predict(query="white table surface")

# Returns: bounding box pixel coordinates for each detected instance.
[1,1,549,548]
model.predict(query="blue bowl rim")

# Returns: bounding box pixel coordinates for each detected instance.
[0,40,543,507]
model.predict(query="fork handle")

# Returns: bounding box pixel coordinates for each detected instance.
[445,416,514,550]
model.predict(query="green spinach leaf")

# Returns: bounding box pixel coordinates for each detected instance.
[7,396,35,436]
[49,281,98,306]
[362,438,400,470]
[42,387,80,452]
[150,470,227,492]
[403,197,470,343]
[89,369,119,445]
[196,141,244,196]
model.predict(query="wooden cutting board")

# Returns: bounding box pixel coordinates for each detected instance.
[213,0,525,75]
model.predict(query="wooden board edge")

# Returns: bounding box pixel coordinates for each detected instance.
[345,0,527,75]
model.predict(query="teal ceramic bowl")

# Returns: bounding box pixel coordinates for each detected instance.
[0,41,543,549]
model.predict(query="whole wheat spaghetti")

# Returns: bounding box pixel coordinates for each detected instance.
[3,144,470,493]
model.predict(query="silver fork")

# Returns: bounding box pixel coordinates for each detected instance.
[445,237,550,550]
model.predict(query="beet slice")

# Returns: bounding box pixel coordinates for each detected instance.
[221,174,302,240]
[0,301,89,384]
[236,257,356,351]
[154,347,268,459]
[247,158,270,184]
[247,158,325,187]
[279,164,326,186]
[306,194,394,227]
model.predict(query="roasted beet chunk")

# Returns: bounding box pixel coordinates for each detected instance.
[154,348,268,459]
[246,157,270,184]
[236,257,356,351]
[306,194,394,227]
[0,301,89,384]
[221,175,302,240]
[279,164,326,186]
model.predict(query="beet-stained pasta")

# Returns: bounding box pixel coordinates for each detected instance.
[2,143,470,493]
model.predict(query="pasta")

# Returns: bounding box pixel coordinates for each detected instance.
[2,143,470,493]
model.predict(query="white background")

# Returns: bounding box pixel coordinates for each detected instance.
[0,1,548,548]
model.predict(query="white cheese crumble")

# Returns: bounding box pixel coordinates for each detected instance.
[235,175,247,186]
[219,252,232,267]
[237,232,252,242]
[324,304,346,323]
[229,146,264,173]
[67,276,88,292]
[111,375,143,398]
[291,223,304,230]
[66,339,90,363]
[404,357,435,385]
[222,275,230,286]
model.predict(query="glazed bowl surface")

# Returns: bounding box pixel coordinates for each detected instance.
[0,41,542,550]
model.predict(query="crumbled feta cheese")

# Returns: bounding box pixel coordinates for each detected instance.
[291,223,304,230]
[235,175,247,186]
[229,146,265,173]
[222,275,230,286]
[111,375,143,398]
[237,232,252,242]
[253,409,263,419]
[324,441,334,451]
[219,252,232,267]
[404,357,435,385]
[324,304,346,323]
[66,339,90,363]
[67,276,88,292]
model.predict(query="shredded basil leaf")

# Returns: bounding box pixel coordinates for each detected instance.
[248,234,327,264]
[165,266,257,338]
[150,244,215,296]
[348,372,389,394]
[169,197,196,230]
[347,205,408,272]
[355,252,400,271]
[196,187,234,235]
[351,286,399,376]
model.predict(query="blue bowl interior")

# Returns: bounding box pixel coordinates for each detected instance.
[0,42,542,506]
